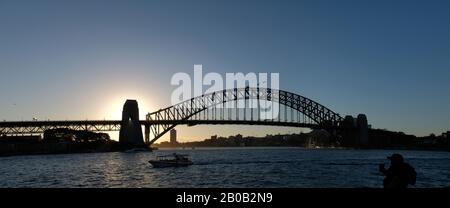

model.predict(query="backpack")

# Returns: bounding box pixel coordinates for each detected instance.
[405,163,417,185]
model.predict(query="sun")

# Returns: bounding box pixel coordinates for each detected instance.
[103,93,157,121]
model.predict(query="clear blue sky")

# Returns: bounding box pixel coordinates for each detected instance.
[1,0,449,140]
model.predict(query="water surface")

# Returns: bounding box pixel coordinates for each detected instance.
[1,147,449,188]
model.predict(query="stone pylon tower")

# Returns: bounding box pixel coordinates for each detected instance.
[356,114,369,146]
[119,100,145,147]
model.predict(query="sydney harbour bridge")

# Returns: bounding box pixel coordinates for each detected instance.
[0,88,369,146]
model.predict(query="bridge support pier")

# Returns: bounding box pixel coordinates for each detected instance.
[119,100,145,148]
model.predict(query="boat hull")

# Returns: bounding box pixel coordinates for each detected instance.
[148,160,193,168]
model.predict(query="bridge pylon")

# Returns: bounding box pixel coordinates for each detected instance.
[119,100,145,147]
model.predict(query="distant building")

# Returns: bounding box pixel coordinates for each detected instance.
[170,129,177,144]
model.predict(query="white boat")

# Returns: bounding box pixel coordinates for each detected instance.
[148,153,193,168]
[124,147,149,153]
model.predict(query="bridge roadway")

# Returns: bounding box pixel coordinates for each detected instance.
[0,120,326,135]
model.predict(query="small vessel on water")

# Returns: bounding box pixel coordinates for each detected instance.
[148,153,193,168]
[124,147,150,153]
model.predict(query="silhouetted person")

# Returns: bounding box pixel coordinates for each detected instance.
[379,154,416,188]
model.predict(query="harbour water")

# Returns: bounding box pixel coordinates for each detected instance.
[0,147,449,188]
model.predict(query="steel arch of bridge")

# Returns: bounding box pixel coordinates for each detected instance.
[145,87,343,144]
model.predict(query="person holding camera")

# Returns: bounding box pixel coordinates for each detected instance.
[379,153,417,188]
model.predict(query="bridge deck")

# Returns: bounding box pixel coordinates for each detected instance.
[0,120,329,135]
